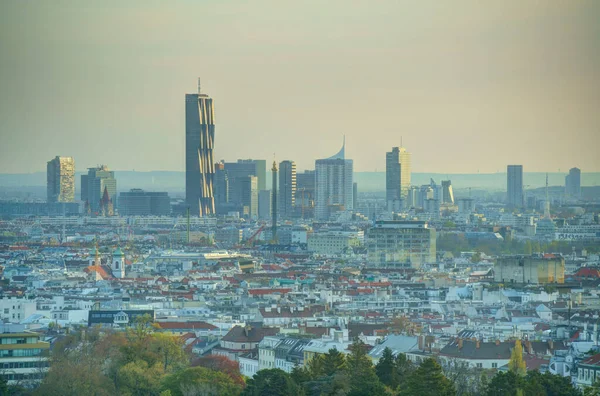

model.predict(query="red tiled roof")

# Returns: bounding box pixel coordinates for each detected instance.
[249,288,292,296]
[156,321,218,330]
[581,353,600,366]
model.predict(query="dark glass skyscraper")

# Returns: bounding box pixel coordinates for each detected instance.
[186,80,215,217]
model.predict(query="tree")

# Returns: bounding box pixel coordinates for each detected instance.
[306,354,325,379]
[242,369,302,396]
[150,333,188,372]
[394,353,414,389]
[191,355,245,387]
[161,366,243,396]
[525,371,581,396]
[117,360,164,396]
[375,347,398,388]
[321,348,346,377]
[346,339,386,396]
[290,366,312,386]
[401,358,455,396]
[508,340,527,377]
[486,371,522,396]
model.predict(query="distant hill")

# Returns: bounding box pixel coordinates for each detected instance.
[1,171,599,196]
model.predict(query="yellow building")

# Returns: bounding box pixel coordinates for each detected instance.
[494,254,565,284]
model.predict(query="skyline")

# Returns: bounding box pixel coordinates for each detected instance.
[1,1,599,174]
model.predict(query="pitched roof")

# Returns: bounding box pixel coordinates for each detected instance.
[581,353,600,366]
[221,325,279,343]
[156,321,217,331]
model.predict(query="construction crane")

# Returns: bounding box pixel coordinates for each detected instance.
[245,224,266,247]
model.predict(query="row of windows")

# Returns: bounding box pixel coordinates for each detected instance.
[579,368,598,383]
[2,361,48,369]
[1,372,44,381]
[0,349,43,357]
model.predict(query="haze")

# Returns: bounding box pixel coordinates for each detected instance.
[1,1,599,174]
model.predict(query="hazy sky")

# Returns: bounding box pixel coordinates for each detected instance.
[1,1,599,174]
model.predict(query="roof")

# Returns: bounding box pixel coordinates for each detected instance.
[440,339,512,360]
[369,335,419,358]
[221,325,279,343]
[113,247,125,257]
[581,353,600,366]
[156,321,217,331]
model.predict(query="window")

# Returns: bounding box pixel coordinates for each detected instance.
[476,363,483,368]
[241,344,246,349]
[492,363,498,368]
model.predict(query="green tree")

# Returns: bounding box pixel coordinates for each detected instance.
[375,347,398,388]
[401,358,455,396]
[150,333,188,372]
[321,348,346,376]
[525,371,581,396]
[306,354,325,378]
[290,366,312,385]
[242,369,302,396]
[486,371,522,396]
[161,366,243,396]
[508,340,527,376]
[394,352,415,389]
[117,360,164,396]
[346,339,386,396]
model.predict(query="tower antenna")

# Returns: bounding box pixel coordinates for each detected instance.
[197,77,201,94]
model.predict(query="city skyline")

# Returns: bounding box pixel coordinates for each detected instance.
[1,2,599,174]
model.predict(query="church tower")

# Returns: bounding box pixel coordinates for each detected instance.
[111,247,125,278]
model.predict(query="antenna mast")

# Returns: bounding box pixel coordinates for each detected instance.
[197,77,201,94]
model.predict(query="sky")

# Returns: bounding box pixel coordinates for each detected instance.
[0,1,599,174]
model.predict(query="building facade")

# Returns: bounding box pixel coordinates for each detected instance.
[81,165,117,213]
[295,170,315,218]
[493,255,565,284]
[0,324,50,386]
[185,80,215,217]
[119,189,170,216]
[385,147,411,207]
[566,167,581,199]
[441,180,454,204]
[366,221,436,269]
[315,140,353,220]
[507,165,524,207]
[46,156,75,203]
[279,160,296,219]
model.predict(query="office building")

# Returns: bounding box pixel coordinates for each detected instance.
[224,160,266,207]
[295,170,315,218]
[46,156,75,203]
[441,180,454,204]
[258,190,271,220]
[236,175,258,219]
[457,198,475,214]
[315,139,353,220]
[494,255,564,284]
[279,160,296,219]
[565,167,581,199]
[214,161,229,214]
[0,323,50,385]
[119,189,171,216]
[353,182,358,210]
[185,79,215,217]
[507,165,524,207]
[385,147,411,207]
[366,221,436,269]
[81,165,117,213]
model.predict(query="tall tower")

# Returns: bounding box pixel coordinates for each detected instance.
[507,165,524,207]
[47,156,75,203]
[82,165,117,213]
[385,147,411,207]
[279,160,296,219]
[186,78,216,217]
[565,167,581,199]
[544,173,551,219]
[315,138,353,220]
[111,247,125,279]
[271,161,278,241]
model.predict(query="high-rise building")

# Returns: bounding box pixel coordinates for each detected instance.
[119,189,171,216]
[237,175,258,219]
[353,182,358,210]
[81,165,117,214]
[295,170,315,218]
[507,165,524,207]
[258,190,271,220]
[385,147,411,207]
[214,161,229,214]
[315,139,353,220]
[278,160,296,219]
[441,180,454,204]
[565,167,581,199]
[366,221,436,269]
[46,156,75,203]
[224,159,266,206]
[185,79,215,217]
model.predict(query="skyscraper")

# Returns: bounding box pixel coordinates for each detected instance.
[507,165,524,207]
[315,139,353,220]
[385,147,411,207]
[214,161,229,214]
[271,161,278,239]
[46,156,75,203]
[224,159,267,206]
[441,180,454,204]
[185,79,215,217]
[81,165,117,213]
[278,160,296,219]
[295,170,315,219]
[565,167,581,199]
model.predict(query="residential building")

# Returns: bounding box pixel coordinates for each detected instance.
[0,297,37,323]
[315,139,353,220]
[493,254,565,284]
[575,352,600,390]
[216,324,279,362]
[0,324,50,386]
[308,231,362,255]
[507,165,524,207]
[366,221,436,269]
[185,79,215,216]
[279,160,296,219]
[46,156,75,203]
[566,167,582,199]
[441,180,454,204]
[118,189,171,216]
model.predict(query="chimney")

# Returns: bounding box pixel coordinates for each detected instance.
[495,339,500,346]
[458,338,463,349]
[476,340,480,349]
